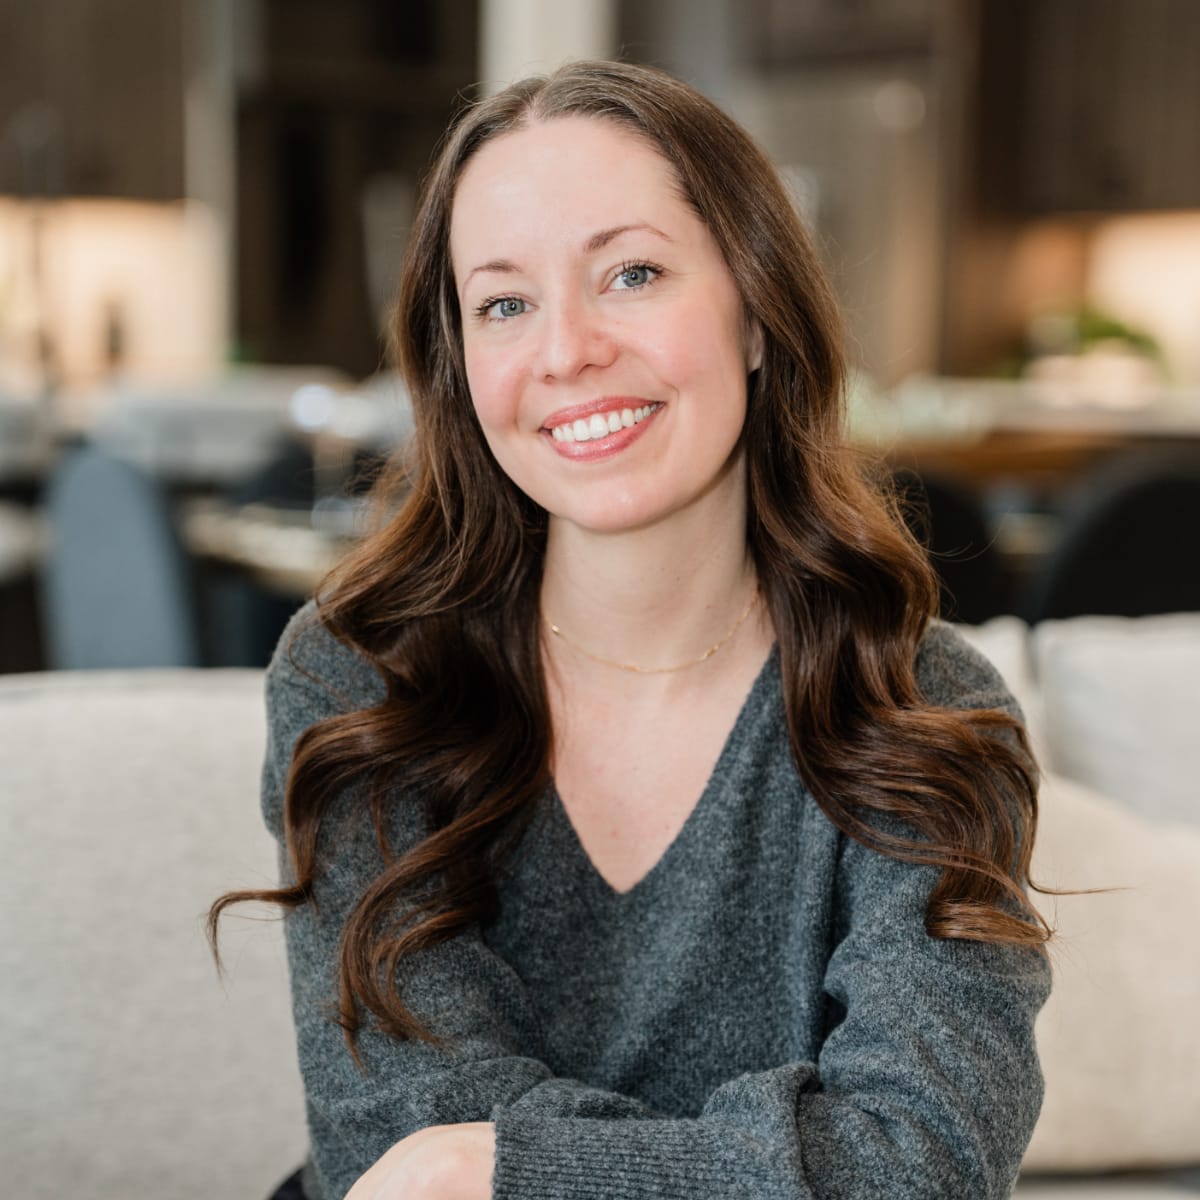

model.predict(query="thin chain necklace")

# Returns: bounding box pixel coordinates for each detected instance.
[543,587,759,675]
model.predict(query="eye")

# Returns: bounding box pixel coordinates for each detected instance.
[611,261,662,291]
[476,296,528,321]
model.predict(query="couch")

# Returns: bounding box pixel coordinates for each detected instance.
[956,615,1200,1197]
[1,614,1198,1198]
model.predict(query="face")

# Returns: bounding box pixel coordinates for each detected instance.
[449,115,762,539]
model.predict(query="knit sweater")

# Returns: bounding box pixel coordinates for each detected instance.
[264,603,1050,1200]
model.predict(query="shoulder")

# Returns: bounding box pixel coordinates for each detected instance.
[266,598,387,721]
[260,600,387,835]
[914,619,1022,723]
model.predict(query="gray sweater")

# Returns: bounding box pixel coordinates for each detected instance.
[265,604,1050,1200]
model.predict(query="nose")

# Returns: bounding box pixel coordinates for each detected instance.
[534,294,617,382]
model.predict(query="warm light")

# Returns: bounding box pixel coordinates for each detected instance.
[0,198,225,388]
[1087,213,1200,386]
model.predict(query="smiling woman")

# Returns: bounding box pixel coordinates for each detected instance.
[211,60,1053,1200]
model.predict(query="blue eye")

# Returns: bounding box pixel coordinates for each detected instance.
[477,296,527,321]
[614,263,658,290]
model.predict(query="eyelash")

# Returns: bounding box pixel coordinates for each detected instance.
[472,260,666,323]
[473,295,525,323]
[612,259,665,291]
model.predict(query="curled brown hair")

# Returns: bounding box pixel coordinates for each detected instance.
[211,59,1049,1051]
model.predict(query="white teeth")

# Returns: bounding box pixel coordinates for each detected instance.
[551,403,658,443]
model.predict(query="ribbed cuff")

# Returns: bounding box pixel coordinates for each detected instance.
[492,1109,776,1200]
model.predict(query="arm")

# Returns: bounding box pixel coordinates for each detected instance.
[484,622,1050,1199]
[344,840,1048,1200]
[488,848,1049,1200]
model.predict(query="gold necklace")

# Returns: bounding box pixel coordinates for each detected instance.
[543,587,759,675]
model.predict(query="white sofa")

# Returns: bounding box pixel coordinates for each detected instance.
[1,615,1198,1199]
[0,669,303,1200]
[957,615,1200,1197]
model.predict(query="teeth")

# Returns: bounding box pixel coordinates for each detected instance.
[550,403,658,443]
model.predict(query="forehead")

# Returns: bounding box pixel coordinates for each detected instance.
[449,116,692,270]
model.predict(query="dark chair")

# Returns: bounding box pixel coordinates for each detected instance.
[893,467,1012,624]
[40,445,201,668]
[1022,449,1200,623]
[233,435,319,511]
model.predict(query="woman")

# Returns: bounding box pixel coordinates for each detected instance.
[213,59,1051,1200]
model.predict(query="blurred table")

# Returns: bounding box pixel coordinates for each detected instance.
[887,430,1135,486]
[862,377,1200,486]
[180,498,358,598]
[83,366,351,488]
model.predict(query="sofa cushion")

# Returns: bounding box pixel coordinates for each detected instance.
[1033,614,1200,826]
[1016,1174,1200,1197]
[0,669,305,1200]
[1022,772,1200,1171]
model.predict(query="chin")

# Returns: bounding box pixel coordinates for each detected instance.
[546,493,681,537]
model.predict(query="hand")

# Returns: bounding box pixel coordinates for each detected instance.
[345,1122,496,1200]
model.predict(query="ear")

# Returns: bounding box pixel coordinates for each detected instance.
[744,317,764,373]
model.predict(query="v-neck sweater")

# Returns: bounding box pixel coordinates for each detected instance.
[265,602,1050,1200]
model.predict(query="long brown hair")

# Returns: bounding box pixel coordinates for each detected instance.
[211,60,1049,1052]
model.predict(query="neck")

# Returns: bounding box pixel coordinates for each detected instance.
[539,491,763,682]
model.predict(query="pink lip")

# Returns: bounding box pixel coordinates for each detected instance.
[542,400,663,461]
[540,397,656,431]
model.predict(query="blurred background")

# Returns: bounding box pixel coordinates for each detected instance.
[3,0,1200,674]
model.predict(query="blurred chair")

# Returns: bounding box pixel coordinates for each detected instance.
[893,467,1012,624]
[1023,450,1200,623]
[40,445,201,669]
[231,435,318,512]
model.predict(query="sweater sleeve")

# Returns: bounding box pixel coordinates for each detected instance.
[487,623,1051,1200]
[264,609,664,1200]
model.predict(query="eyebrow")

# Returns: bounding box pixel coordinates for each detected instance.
[585,222,672,253]
[461,223,673,289]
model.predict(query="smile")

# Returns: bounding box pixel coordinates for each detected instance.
[548,403,662,444]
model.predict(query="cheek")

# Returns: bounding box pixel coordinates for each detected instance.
[651,297,749,390]
[462,344,517,431]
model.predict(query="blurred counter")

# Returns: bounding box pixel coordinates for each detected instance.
[181,498,362,598]
[856,376,1200,484]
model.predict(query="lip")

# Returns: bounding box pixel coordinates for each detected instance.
[541,399,663,461]
[540,396,657,431]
